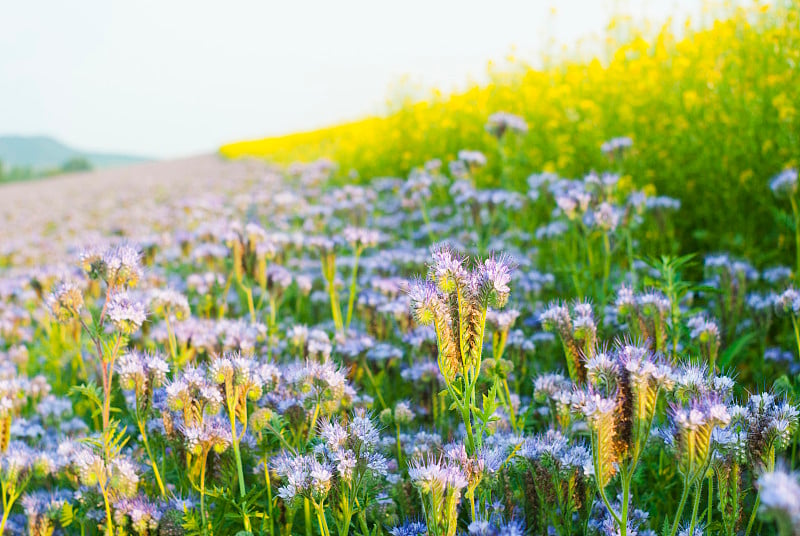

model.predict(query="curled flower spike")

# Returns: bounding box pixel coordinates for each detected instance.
[407,279,444,327]
[47,279,84,323]
[116,350,168,410]
[82,243,143,288]
[408,454,468,536]
[670,394,731,479]
[540,300,597,385]
[429,244,467,293]
[106,290,147,334]
[731,392,800,469]
[480,254,515,308]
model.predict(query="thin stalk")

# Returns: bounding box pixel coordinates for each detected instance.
[228,387,247,498]
[264,456,275,536]
[502,378,518,432]
[356,500,370,536]
[790,195,800,278]
[602,232,612,304]
[345,248,362,331]
[101,334,122,461]
[468,489,477,523]
[707,473,713,529]
[239,281,257,323]
[395,423,404,474]
[459,398,476,456]
[746,448,775,536]
[200,456,208,535]
[669,476,692,536]
[138,419,166,497]
[360,357,387,409]
[164,314,179,365]
[0,480,16,536]
[328,282,343,334]
[620,465,631,536]
[99,479,114,536]
[626,229,636,286]
[315,503,331,536]
[307,402,321,443]
[304,498,312,536]
[689,481,703,535]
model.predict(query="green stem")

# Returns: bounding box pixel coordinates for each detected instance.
[200,457,208,535]
[620,465,630,536]
[790,195,800,278]
[746,448,775,536]
[395,423,404,474]
[626,229,636,286]
[164,314,179,365]
[231,414,247,498]
[138,419,166,497]
[264,457,274,536]
[99,479,114,536]
[315,502,331,536]
[360,357,387,409]
[307,402,321,442]
[304,498,312,536]
[689,480,703,535]
[602,232,612,304]
[459,388,476,456]
[669,476,691,536]
[239,281,257,322]
[707,473,713,529]
[345,249,362,331]
[0,481,14,536]
[502,378,518,432]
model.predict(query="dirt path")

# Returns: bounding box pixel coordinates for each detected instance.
[0,154,274,265]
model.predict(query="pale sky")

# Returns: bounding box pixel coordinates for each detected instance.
[1,0,704,158]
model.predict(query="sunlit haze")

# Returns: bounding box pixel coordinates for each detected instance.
[2,0,702,158]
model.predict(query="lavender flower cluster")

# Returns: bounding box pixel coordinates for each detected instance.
[0,134,798,536]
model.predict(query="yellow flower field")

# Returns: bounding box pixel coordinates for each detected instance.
[222,1,799,256]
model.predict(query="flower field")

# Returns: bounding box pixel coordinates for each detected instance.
[221,1,800,260]
[2,3,800,536]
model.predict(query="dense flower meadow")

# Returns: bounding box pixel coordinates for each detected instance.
[1,120,800,536]
[220,1,800,259]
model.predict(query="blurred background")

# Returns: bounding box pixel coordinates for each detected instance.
[4,0,703,161]
[2,0,797,259]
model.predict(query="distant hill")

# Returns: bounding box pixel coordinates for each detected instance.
[0,135,150,170]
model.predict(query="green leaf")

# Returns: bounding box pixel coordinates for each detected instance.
[720,332,756,368]
[69,382,103,413]
[60,502,74,527]
[773,374,797,398]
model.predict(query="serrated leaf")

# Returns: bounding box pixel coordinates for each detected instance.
[60,502,74,527]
